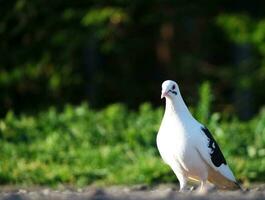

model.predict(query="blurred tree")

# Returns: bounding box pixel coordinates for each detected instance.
[0,0,264,118]
[217,13,265,118]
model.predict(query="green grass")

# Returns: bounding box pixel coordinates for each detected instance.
[0,84,265,186]
[0,103,167,186]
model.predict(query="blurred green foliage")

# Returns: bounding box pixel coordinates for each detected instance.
[1,1,265,117]
[0,83,264,186]
[217,13,265,109]
[195,81,213,124]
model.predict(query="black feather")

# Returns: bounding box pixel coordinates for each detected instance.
[201,127,227,167]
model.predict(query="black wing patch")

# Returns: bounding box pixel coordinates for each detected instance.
[201,127,227,167]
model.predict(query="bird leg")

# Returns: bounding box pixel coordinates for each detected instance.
[179,179,188,192]
[189,186,195,192]
[172,165,189,192]
[175,173,188,192]
[196,180,208,195]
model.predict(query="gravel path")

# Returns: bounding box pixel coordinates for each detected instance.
[0,184,264,200]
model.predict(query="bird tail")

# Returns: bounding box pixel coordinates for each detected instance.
[207,166,242,190]
[234,181,248,192]
[231,181,243,191]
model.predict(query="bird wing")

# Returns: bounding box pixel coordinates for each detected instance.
[195,126,237,183]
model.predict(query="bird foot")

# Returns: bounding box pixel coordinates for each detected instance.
[195,184,216,195]
[179,186,195,193]
[195,187,208,195]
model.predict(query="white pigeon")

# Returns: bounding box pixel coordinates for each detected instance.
[156,80,240,193]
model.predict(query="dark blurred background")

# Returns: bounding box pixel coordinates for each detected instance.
[1,0,265,119]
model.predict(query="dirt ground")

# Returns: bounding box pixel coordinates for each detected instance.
[0,184,265,200]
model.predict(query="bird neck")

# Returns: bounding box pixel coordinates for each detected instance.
[165,95,193,120]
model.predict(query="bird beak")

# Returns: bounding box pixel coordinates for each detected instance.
[161,91,168,99]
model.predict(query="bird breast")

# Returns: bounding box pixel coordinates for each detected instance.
[157,116,191,165]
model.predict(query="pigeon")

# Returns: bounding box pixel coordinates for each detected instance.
[156,80,241,193]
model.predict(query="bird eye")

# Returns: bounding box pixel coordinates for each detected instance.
[172,85,176,90]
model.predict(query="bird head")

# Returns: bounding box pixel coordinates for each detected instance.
[161,80,180,99]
